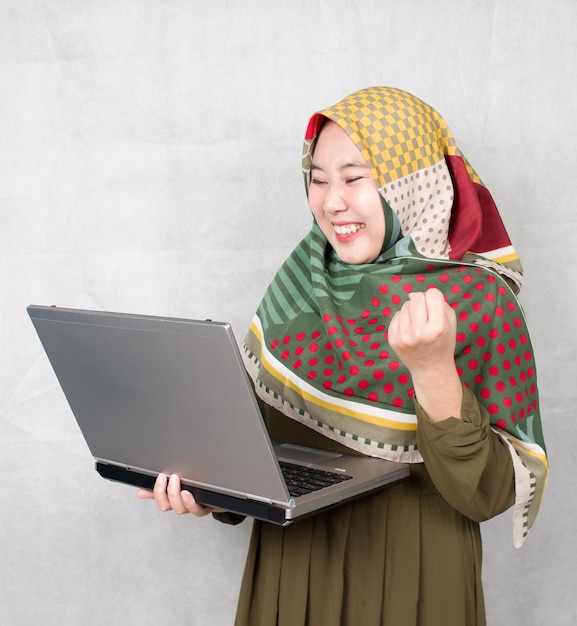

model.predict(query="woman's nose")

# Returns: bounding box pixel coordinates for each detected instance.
[324,185,347,213]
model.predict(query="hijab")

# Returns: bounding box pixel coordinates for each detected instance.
[242,87,547,546]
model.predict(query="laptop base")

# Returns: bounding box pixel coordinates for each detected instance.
[96,462,288,524]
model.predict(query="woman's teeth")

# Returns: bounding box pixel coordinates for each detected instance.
[333,223,365,235]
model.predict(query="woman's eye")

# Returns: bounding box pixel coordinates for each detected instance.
[346,176,362,184]
[310,178,327,185]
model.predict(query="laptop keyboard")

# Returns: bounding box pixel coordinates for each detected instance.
[279,461,353,497]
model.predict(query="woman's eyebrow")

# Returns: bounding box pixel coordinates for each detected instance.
[310,161,369,171]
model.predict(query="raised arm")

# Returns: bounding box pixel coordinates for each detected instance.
[388,287,515,521]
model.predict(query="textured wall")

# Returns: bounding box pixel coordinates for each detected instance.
[1,1,574,624]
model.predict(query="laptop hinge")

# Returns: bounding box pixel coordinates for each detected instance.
[246,493,296,509]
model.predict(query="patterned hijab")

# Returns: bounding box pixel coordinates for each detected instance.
[243,87,547,546]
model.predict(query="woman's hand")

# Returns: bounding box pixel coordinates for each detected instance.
[137,473,217,516]
[388,287,462,421]
[388,287,457,373]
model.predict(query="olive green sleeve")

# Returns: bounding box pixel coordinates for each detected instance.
[212,511,247,525]
[415,384,515,522]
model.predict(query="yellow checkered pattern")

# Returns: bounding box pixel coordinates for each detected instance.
[313,87,481,187]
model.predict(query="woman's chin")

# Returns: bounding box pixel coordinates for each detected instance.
[335,246,376,265]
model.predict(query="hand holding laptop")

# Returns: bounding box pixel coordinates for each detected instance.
[137,473,223,516]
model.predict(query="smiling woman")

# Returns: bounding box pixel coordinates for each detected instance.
[141,86,548,626]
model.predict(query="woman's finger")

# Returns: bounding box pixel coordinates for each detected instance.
[166,474,190,515]
[180,490,216,517]
[136,488,154,499]
[152,472,172,511]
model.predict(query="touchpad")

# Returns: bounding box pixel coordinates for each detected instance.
[275,443,343,465]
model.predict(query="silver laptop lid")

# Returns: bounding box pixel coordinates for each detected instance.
[27,305,291,505]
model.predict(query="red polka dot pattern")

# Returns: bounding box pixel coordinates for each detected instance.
[268,264,538,430]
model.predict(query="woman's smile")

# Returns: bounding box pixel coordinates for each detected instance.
[332,222,366,238]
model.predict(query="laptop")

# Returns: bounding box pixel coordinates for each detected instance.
[27,305,410,524]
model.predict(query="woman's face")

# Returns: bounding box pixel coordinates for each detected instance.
[308,121,385,265]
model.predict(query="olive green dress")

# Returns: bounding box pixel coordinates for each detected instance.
[216,386,515,626]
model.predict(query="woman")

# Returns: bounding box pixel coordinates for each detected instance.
[139,87,548,625]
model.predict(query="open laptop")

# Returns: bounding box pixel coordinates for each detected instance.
[27,305,409,524]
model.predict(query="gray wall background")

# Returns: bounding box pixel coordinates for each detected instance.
[1,1,574,624]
